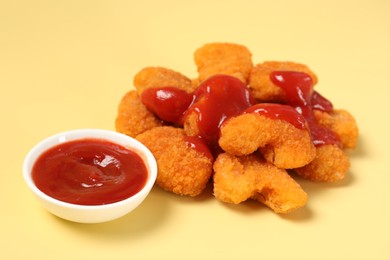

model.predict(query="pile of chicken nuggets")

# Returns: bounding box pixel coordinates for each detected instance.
[115,43,359,214]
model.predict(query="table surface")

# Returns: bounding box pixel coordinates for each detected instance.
[1,0,389,259]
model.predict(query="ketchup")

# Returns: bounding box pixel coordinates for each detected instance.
[140,75,254,154]
[184,136,214,161]
[141,87,194,124]
[270,71,341,147]
[32,138,148,205]
[183,75,254,151]
[243,103,306,130]
[311,90,333,112]
[138,72,340,154]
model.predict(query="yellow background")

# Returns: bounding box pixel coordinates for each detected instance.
[1,0,389,259]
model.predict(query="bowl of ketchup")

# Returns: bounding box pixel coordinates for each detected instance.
[23,129,157,223]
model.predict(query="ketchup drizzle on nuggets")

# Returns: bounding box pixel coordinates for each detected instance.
[115,42,359,214]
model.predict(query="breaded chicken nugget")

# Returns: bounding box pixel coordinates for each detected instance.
[133,67,195,94]
[314,109,359,149]
[213,153,307,213]
[249,61,318,102]
[295,144,350,182]
[115,90,163,137]
[219,111,316,169]
[136,126,213,197]
[194,43,253,84]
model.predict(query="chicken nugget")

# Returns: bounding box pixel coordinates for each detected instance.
[249,61,318,102]
[295,144,350,182]
[314,109,359,149]
[133,66,195,94]
[136,126,213,197]
[219,106,316,169]
[213,153,307,213]
[115,90,163,137]
[194,43,253,84]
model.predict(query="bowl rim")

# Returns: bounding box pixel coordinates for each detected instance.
[22,128,157,210]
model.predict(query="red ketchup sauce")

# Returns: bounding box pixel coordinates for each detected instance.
[243,103,306,130]
[183,75,254,152]
[141,75,254,155]
[270,71,341,147]
[183,136,214,161]
[311,90,333,112]
[32,138,148,205]
[141,87,194,124]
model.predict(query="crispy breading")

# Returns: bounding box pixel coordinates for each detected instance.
[183,111,199,137]
[136,126,213,197]
[314,109,359,149]
[115,42,360,215]
[249,61,318,102]
[194,43,253,84]
[295,144,350,182]
[133,67,195,94]
[191,78,201,90]
[219,113,316,169]
[115,90,163,137]
[213,153,307,213]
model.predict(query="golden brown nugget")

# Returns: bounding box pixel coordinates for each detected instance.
[295,144,350,182]
[249,61,318,102]
[183,111,199,137]
[213,153,307,213]
[136,126,213,197]
[314,109,359,149]
[115,90,163,137]
[219,113,316,169]
[133,66,195,94]
[191,78,201,90]
[194,43,253,84]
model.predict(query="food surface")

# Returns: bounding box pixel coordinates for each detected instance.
[219,109,316,169]
[213,153,308,214]
[115,90,163,137]
[115,42,359,214]
[136,126,213,197]
[32,138,148,205]
[194,42,253,84]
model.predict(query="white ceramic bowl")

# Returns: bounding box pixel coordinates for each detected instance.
[23,129,157,223]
